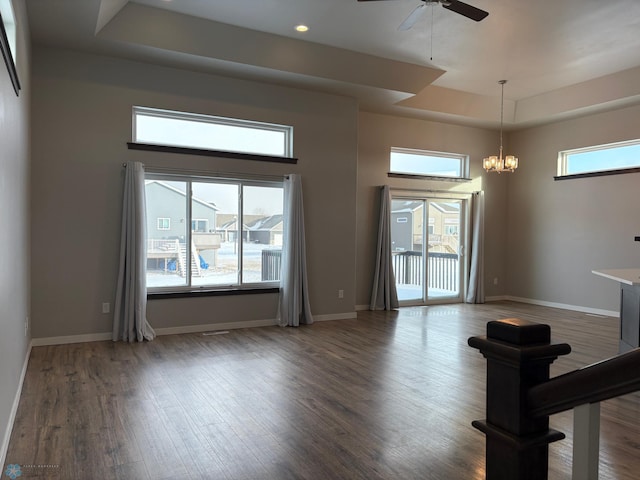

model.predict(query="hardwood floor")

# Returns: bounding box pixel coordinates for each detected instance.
[4,301,639,479]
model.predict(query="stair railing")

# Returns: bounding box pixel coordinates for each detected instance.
[468,318,640,480]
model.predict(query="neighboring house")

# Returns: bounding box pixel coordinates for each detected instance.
[246,214,283,245]
[145,181,219,240]
[216,214,277,243]
[429,202,460,254]
[391,201,422,252]
[391,201,460,254]
[216,216,247,242]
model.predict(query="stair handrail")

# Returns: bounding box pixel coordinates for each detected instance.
[468,318,640,480]
[528,348,640,418]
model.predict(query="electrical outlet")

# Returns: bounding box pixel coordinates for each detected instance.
[24,316,29,337]
[102,302,110,314]
[338,289,344,299]
[494,277,498,285]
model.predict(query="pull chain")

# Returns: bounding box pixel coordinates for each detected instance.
[430,4,434,61]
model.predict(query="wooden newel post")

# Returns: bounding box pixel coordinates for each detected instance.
[468,318,572,480]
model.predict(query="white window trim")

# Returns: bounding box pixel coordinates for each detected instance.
[132,106,294,158]
[557,138,640,177]
[157,217,170,230]
[390,147,469,179]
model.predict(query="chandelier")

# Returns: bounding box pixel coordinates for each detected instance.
[483,80,518,173]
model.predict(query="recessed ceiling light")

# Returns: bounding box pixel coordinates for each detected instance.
[295,24,309,33]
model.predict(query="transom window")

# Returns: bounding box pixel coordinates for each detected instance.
[132,106,293,157]
[145,175,284,291]
[558,139,640,177]
[390,147,468,179]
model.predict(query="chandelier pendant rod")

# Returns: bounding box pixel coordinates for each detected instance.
[499,79,505,161]
[483,79,518,174]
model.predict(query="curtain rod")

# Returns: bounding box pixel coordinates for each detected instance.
[123,163,288,181]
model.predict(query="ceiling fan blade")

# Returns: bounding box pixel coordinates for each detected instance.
[442,0,488,22]
[398,4,427,31]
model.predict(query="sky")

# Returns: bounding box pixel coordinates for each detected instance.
[390,151,462,177]
[566,143,640,174]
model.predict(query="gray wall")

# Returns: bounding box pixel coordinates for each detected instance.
[31,47,358,337]
[0,0,30,464]
[356,112,508,307]
[507,105,640,312]
[28,44,640,341]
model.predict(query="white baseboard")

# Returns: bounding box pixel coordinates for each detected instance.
[31,332,112,346]
[504,295,618,318]
[313,312,357,322]
[356,295,616,318]
[31,321,277,345]
[1,340,32,469]
[485,295,509,302]
[31,311,361,346]
[154,318,277,335]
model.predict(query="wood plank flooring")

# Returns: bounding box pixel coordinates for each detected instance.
[4,301,639,479]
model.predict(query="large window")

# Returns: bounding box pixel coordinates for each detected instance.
[558,139,640,177]
[145,176,284,291]
[133,106,290,291]
[390,147,468,179]
[133,106,293,157]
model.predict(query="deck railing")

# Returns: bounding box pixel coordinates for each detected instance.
[261,249,459,291]
[147,238,180,252]
[469,319,640,479]
[261,249,282,281]
[392,251,459,292]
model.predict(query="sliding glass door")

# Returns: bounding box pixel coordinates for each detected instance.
[390,195,467,305]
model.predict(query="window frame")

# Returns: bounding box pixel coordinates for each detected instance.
[389,147,470,180]
[132,106,294,159]
[0,0,20,95]
[145,172,284,295]
[556,139,640,180]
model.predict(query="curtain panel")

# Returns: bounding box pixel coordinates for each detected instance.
[113,162,156,342]
[278,174,313,327]
[370,185,399,310]
[465,191,485,304]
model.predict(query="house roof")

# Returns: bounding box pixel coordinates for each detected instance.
[392,201,422,214]
[431,202,460,214]
[392,200,460,215]
[246,215,284,231]
[146,180,219,212]
[218,219,248,230]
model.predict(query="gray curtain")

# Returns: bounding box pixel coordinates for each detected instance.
[278,174,313,327]
[112,162,156,342]
[465,191,485,303]
[370,185,399,310]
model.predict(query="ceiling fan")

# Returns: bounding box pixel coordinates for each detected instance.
[358,0,489,30]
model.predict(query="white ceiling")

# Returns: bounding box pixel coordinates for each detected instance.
[25,0,640,128]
